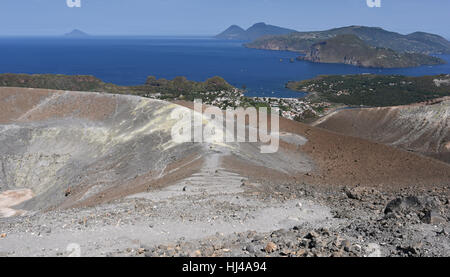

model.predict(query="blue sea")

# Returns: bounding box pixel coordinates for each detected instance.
[0,36,449,98]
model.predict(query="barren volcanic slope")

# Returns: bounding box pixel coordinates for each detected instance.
[1,87,450,257]
[315,99,450,163]
[0,88,206,214]
[0,87,313,214]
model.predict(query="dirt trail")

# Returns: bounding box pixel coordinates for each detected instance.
[0,145,335,256]
[130,145,245,202]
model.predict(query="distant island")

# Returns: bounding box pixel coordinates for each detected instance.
[64,29,89,37]
[298,34,445,68]
[215,22,297,41]
[239,25,450,68]
[245,25,450,54]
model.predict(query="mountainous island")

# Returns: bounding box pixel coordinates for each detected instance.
[245,25,450,54]
[215,22,297,41]
[241,25,450,68]
[64,29,90,37]
[298,34,445,68]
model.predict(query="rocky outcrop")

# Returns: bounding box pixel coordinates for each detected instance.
[298,35,445,68]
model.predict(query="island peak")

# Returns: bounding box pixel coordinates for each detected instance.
[64,29,89,37]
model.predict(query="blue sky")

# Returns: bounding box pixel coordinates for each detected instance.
[0,0,449,38]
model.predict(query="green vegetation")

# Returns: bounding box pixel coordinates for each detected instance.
[287,74,450,107]
[0,74,114,92]
[0,73,234,102]
[143,75,234,100]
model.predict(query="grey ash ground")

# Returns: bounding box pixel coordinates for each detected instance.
[123,183,450,258]
[1,176,449,257]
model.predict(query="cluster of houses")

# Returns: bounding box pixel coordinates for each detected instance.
[250,97,330,120]
[151,87,331,121]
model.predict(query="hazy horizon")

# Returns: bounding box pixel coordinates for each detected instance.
[2,24,450,40]
[0,0,449,39]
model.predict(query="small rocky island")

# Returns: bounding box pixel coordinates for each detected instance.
[64,29,90,37]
